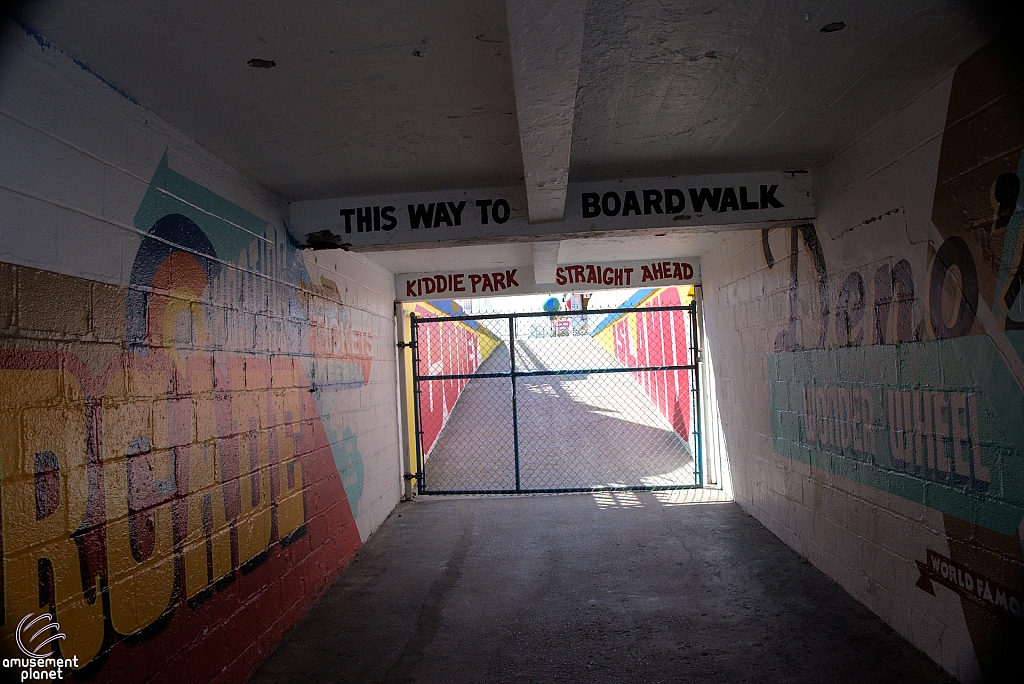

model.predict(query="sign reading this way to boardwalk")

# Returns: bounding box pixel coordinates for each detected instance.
[289,172,814,250]
[396,258,701,301]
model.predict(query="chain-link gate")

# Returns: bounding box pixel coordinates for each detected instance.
[409,302,702,494]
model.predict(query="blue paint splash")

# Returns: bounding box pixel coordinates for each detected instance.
[15,19,139,105]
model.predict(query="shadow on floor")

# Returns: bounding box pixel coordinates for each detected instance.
[252,494,955,684]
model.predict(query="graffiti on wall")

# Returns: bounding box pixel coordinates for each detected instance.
[0,153,372,676]
[766,31,1024,678]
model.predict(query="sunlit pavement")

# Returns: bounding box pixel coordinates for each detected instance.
[423,338,694,493]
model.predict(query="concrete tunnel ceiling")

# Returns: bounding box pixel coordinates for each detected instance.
[13,0,526,201]
[12,0,1004,278]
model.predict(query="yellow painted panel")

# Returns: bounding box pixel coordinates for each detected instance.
[183,360,232,600]
[103,365,176,636]
[0,369,104,664]
[230,364,272,566]
[272,359,305,539]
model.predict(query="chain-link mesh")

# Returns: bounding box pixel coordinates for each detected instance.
[412,304,700,493]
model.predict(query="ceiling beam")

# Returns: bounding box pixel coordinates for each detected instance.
[505,0,587,224]
[532,241,561,283]
[287,171,816,250]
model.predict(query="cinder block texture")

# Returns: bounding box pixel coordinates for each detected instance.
[0,19,399,683]
[702,33,1024,683]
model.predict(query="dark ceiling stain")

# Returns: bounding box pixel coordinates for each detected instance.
[305,230,351,250]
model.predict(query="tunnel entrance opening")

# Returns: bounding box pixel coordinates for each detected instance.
[409,294,702,494]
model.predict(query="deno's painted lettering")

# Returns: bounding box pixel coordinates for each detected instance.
[916,548,1024,619]
[801,386,877,460]
[797,385,992,489]
[887,389,990,489]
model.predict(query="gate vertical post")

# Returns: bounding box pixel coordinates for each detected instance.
[508,315,521,493]
[410,313,427,494]
[396,301,414,500]
[689,303,704,488]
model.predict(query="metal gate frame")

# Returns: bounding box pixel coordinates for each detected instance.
[409,303,703,495]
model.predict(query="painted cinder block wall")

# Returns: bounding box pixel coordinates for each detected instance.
[701,32,1023,682]
[0,20,401,683]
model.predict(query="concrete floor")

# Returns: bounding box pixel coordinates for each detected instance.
[252,493,954,684]
[423,338,694,492]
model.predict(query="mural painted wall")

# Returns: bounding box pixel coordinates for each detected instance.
[0,21,400,684]
[703,30,1023,682]
[592,286,694,444]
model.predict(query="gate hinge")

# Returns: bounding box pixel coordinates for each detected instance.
[396,341,414,349]
[403,472,420,481]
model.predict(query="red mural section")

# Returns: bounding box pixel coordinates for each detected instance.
[610,288,692,442]
[0,180,366,681]
[0,347,361,683]
[413,305,489,457]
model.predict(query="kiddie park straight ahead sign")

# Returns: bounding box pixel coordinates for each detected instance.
[288,172,814,250]
[396,258,700,301]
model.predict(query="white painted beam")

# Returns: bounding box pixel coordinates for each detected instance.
[532,241,561,283]
[505,0,587,224]
[287,171,816,250]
